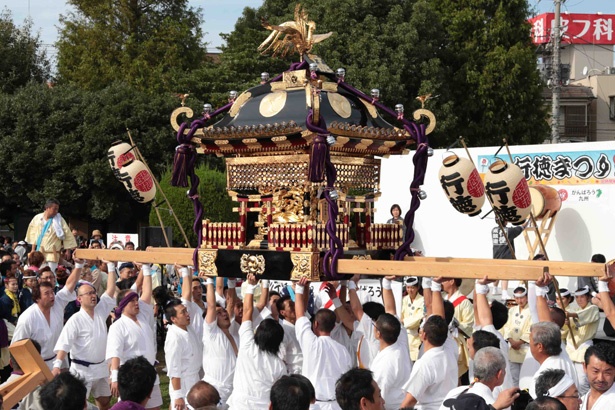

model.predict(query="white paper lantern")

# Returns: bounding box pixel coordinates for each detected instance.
[108,141,135,170]
[484,159,531,225]
[437,153,485,216]
[119,159,156,203]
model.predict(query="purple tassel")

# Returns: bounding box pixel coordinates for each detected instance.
[308,135,328,182]
[171,144,193,187]
[171,122,191,187]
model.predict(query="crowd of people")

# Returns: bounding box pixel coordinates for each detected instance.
[0,198,614,410]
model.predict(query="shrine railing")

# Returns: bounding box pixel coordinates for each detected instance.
[202,221,244,249]
[268,222,349,251]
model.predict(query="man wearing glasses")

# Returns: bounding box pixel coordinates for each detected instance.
[535,368,581,410]
[53,259,117,410]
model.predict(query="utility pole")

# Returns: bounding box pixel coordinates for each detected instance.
[551,0,562,144]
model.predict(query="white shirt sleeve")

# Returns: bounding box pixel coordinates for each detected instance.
[11,318,30,346]
[239,320,254,350]
[55,285,77,310]
[106,322,123,361]
[295,316,317,350]
[406,361,434,401]
[164,328,183,379]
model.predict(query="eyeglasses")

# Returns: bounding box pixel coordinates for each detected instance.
[78,290,97,297]
[371,321,381,333]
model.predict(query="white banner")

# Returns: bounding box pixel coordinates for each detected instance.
[269,279,403,315]
[107,233,139,249]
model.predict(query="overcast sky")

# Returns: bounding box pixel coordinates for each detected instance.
[2,0,614,59]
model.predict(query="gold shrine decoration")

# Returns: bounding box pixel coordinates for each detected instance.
[240,254,266,277]
[258,5,333,58]
[413,109,436,135]
[198,249,218,277]
[290,252,320,281]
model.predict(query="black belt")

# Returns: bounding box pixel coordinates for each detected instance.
[43,355,56,362]
[72,358,105,367]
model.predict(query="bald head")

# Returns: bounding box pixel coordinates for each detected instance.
[187,381,220,409]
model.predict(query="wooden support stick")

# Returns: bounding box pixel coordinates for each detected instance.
[0,339,53,409]
[153,205,171,247]
[553,276,578,349]
[460,138,516,259]
[74,249,607,280]
[126,129,191,247]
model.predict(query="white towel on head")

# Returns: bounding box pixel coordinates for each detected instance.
[52,213,65,240]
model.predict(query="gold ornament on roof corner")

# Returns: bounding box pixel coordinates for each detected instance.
[176,93,189,107]
[259,4,333,58]
[416,94,432,109]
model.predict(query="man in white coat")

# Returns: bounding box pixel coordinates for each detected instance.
[53,260,117,410]
[580,343,615,410]
[295,277,352,410]
[106,264,160,410]
[202,276,237,406]
[163,280,202,410]
[12,255,81,370]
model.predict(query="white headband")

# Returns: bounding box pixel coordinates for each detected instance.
[514,289,527,297]
[546,374,575,398]
[405,277,419,286]
[575,286,590,296]
[559,289,571,297]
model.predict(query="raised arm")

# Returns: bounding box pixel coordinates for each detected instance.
[295,277,309,319]
[348,274,365,321]
[205,277,216,324]
[216,277,225,298]
[475,277,495,327]
[104,260,117,298]
[243,274,257,322]
[422,277,433,317]
[64,257,83,292]
[179,265,192,302]
[325,282,354,333]
[139,263,152,305]
[382,276,397,316]
[430,278,446,319]
[226,279,238,319]
[255,279,269,312]
[535,272,553,323]
[593,267,615,327]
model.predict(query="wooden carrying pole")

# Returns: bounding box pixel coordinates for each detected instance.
[0,339,53,410]
[74,248,609,281]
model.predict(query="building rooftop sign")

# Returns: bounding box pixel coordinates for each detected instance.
[530,13,615,45]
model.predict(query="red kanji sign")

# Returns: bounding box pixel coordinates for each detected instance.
[529,13,615,45]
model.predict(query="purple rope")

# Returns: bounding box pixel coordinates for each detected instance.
[172,102,233,264]
[306,111,329,183]
[305,109,344,279]
[336,80,431,260]
[269,61,308,83]
[323,156,344,279]
[395,130,428,260]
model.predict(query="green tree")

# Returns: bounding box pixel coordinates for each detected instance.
[0,81,178,225]
[0,9,50,93]
[150,164,235,246]
[56,0,207,92]
[215,0,548,147]
[432,0,548,146]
